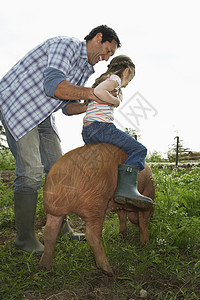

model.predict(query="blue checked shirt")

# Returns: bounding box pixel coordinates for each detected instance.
[0,37,94,141]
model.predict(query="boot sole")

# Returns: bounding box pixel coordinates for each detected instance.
[115,197,153,210]
[114,197,126,205]
[15,244,44,255]
[126,198,153,210]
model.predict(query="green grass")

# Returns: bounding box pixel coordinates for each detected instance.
[0,148,16,170]
[0,161,200,299]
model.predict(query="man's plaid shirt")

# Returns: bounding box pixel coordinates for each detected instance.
[0,37,94,141]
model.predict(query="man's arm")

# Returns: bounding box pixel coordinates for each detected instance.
[43,67,118,105]
[54,80,97,101]
[65,101,87,115]
[43,67,100,102]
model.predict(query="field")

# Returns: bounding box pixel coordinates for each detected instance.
[0,151,200,299]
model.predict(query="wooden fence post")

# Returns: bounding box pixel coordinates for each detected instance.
[175,136,179,166]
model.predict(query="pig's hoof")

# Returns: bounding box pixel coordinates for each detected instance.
[102,269,114,277]
[119,231,128,238]
[99,266,114,277]
[97,263,113,277]
[39,260,52,270]
[39,264,52,270]
[140,240,149,248]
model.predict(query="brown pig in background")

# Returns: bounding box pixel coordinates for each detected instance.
[39,143,155,276]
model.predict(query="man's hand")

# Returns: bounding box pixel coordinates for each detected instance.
[66,102,88,115]
[94,88,120,107]
[54,80,120,107]
[55,80,97,101]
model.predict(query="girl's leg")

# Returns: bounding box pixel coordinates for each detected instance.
[107,125,147,171]
[82,121,108,145]
[82,121,147,171]
[82,121,153,209]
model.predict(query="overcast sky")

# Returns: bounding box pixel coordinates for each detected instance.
[1,0,199,156]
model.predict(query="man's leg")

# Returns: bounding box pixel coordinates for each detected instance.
[0,111,44,253]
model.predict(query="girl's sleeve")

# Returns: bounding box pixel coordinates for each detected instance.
[108,74,121,89]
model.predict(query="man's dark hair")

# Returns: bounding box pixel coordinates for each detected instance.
[84,25,121,48]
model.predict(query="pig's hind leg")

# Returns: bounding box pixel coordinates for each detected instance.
[84,210,113,277]
[39,214,64,269]
[138,210,150,246]
[117,209,128,237]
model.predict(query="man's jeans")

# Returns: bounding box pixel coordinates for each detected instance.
[82,121,147,171]
[0,111,62,192]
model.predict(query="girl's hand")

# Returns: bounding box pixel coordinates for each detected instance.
[110,89,118,98]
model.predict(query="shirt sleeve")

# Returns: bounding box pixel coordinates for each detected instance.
[43,67,66,98]
[47,38,77,75]
[108,74,121,89]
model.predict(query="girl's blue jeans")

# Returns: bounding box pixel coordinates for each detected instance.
[0,111,62,192]
[82,121,147,171]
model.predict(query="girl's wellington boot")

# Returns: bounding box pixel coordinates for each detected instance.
[114,164,153,210]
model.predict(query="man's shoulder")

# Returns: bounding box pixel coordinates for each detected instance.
[45,36,81,47]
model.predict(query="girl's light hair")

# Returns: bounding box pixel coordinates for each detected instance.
[92,55,135,88]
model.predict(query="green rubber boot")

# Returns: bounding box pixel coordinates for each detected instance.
[114,164,153,210]
[14,191,44,254]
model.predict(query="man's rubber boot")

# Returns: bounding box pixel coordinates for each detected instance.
[114,164,153,210]
[59,218,86,241]
[14,191,44,254]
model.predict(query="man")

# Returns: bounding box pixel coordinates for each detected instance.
[0,25,121,254]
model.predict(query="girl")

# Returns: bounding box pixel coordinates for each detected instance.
[82,55,153,209]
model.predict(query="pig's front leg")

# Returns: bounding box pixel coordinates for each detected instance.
[84,214,113,277]
[39,214,64,269]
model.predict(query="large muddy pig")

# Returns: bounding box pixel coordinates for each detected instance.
[39,143,155,276]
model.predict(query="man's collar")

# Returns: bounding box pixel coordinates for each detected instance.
[81,40,94,73]
[80,40,88,58]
